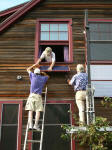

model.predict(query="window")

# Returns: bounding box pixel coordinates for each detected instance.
[35,19,73,64]
[31,101,75,150]
[91,64,112,97]
[86,19,112,97]
[89,20,112,61]
[0,101,23,150]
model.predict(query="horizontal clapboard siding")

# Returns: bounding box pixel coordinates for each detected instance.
[1,1,112,98]
[1,1,112,99]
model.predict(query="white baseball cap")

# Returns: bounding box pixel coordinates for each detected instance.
[34,68,40,74]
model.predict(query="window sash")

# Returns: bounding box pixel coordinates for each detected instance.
[88,20,112,61]
[89,22,112,40]
[40,23,68,41]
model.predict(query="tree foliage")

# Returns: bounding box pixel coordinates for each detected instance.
[61,97,112,150]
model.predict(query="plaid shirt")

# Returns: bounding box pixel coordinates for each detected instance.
[70,72,88,91]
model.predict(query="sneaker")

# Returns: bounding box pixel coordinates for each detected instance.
[33,124,41,131]
[28,123,33,130]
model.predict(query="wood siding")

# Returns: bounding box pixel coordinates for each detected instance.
[1,1,112,150]
[1,0,112,98]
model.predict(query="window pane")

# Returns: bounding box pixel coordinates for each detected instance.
[90,32,112,40]
[2,104,18,124]
[98,23,110,32]
[59,24,68,31]
[45,104,70,124]
[90,23,112,40]
[91,65,112,80]
[50,31,58,40]
[50,24,58,31]
[1,126,17,150]
[42,126,71,150]
[59,32,68,40]
[41,32,49,40]
[90,43,112,60]
[41,24,49,31]
[91,81,112,97]
[32,126,70,150]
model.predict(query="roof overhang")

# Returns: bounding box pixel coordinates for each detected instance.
[0,0,43,32]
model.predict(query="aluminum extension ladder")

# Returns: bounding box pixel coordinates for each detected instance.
[86,84,95,125]
[23,86,47,150]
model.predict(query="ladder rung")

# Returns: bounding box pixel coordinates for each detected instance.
[39,119,43,121]
[32,119,43,121]
[33,129,42,132]
[86,111,95,113]
[27,128,42,132]
[27,140,40,143]
[87,107,93,108]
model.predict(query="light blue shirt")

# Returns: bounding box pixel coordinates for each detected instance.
[70,72,88,91]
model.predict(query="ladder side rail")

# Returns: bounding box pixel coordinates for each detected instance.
[85,10,95,125]
[91,87,95,123]
[23,123,29,150]
[86,93,89,125]
[39,86,47,150]
[85,9,92,125]
[23,86,47,150]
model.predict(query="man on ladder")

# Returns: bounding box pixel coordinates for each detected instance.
[67,64,88,125]
[25,64,49,130]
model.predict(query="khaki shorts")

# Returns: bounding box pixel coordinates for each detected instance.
[25,93,43,112]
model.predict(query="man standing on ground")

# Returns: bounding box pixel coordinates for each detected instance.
[67,64,88,125]
[25,64,49,130]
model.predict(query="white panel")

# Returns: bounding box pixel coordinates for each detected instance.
[91,65,112,80]
[91,81,112,97]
